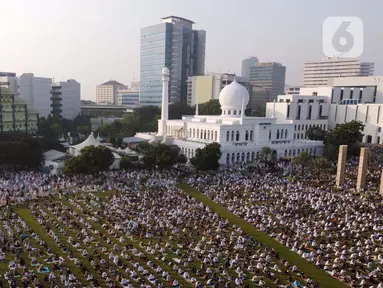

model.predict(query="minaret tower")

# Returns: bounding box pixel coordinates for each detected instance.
[159,67,170,136]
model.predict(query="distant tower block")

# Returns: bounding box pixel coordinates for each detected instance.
[356,147,369,191]
[380,168,383,195]
[336,145,348,187]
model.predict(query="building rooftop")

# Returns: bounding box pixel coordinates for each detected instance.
[100,80,125,86]
[161,16,195,24]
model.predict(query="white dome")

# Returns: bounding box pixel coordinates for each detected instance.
[162,67,170,75]
[219,78,249,116]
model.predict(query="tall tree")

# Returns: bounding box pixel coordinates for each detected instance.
[191,142,221,171]
[309,157,332,179]
[258,147,277,171]
[306,126,328,142]
[198,99,222,115]
[328,120,364,145]
[169,102,195,119]
[292,151,311,176]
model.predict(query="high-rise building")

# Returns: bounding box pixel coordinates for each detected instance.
[241,57,258,78]
[186,73,248,106]
[301,57,374,87]
[19,73,53,118]
[0,85,38,133]
[140,16,206,106]
[96,81,126,104]
[249,62,286,100]
[4,73,80,120]
[51,80,81,120]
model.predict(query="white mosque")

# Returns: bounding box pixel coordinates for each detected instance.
[135,68,324,165]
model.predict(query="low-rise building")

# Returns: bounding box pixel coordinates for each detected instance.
[116,89,139,105]
[0,86,38,133]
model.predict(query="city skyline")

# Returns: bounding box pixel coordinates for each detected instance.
[0,0,382,101]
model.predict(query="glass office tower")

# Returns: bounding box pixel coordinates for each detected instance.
[140,16,206,106]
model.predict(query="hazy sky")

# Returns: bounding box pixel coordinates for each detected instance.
[1,0,382,100]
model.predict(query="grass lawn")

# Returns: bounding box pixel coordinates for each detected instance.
[179,183,348,288]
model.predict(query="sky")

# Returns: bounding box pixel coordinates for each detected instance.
[0,0,382,101]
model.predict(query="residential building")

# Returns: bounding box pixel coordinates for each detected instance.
[285,86,301,95]
[249,85,271,111]
[301,57,374,87]
[19,73,52,118]
[241,57,258,78]
[96,81,126,104]
[266,94,329,140]
[249,62,286,100]
[132,68,323,164]
[51,80,81,120]
[116,89,139,105]
[0,85,38,133]
[300,76,383,144]
[186,73,249,106]
[140,16,206,106]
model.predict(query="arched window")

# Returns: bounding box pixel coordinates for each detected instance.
[214,131,218,141]
[297,134,300,139]
[276,130,280,139]
[284,150,287,157]
[239,110,242,115]
[233,110,237,115]
[207,130,211,140]
[314,148,316,155]
[246,152,250,162]
[256,151,260,159]
[200,130,203,139]
[297,149,300,155]
[197,129,199,139]
[236,131,240,141]
[298,125,301,131]
[250,130,253,141]
[231,153,235,163]
[241,152,245,162]
[226,131,230,141]
[223,110,226,115]
[226,153,230,164]
[231,131,234,141]
[245,130,249,141]
[289,150,292,156]
[228,110,231,115]
[236,153,240,162]
[251,152,255,161]
[293,150,296,156]
[204,130,207,140]
[285,130,288,139]
[269,130,271,140]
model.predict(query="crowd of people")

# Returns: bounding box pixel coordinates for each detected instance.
[188,163,383,287]
[0,153,382,287]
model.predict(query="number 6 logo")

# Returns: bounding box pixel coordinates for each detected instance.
[323,17,363,58]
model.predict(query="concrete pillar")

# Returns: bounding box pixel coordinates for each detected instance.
[380,168,383,195]
[336,145,347,187]
[356,147,369,191]
[159,67,169,136]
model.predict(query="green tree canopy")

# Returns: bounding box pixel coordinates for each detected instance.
[169,102,195,119]
[197,99,222,115]
[328,120,364,145]
[191,142,221,171]
[258,147,277,170]
[306,126,328,142]
[64,145,114,175]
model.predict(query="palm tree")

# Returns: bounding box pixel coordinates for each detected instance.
[309,157,332,179]
[292,151,311,176]
[258,147,276,171]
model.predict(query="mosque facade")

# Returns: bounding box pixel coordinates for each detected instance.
[135,68,324,165]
